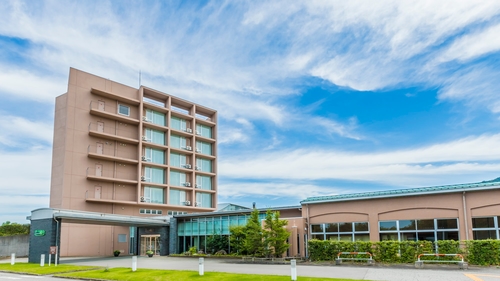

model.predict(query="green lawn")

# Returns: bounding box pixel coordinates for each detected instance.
[0,263,101,274]
[0,263,366,281]
[59,267,365,281]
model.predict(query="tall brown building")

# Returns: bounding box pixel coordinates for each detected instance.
[50,68,217,256]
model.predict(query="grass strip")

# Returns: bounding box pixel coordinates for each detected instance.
[58,267,366,281]
[0,263,101,275]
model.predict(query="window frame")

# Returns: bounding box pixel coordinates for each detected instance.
[118,104,130,116]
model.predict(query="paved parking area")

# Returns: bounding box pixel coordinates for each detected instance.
[3,256,500,280]
[60,256,500,281]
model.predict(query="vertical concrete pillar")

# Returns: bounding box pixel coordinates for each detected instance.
[28,218,60,264]
[169,217,178,254]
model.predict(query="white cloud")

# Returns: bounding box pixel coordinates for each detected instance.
[219,182,338,200]
[0,68,65,103]
[438,23,500,63]
[0,114,53,147]
[219,133,500,186]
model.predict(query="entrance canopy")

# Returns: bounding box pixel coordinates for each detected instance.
[28,208,170,226]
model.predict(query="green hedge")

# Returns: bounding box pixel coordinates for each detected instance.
[308,239,500,265]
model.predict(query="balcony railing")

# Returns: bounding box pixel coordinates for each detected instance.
[89,100,139,125]
[88,122,139,144]
[87,145,138,164]
[86,167,138,183]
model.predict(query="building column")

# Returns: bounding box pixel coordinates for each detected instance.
[28,218,60,264]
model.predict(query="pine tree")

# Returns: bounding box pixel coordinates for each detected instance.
[263,210,290,258]
[243,209,264,256]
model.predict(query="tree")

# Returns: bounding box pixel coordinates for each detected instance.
[206,233,229,254]
[0,221,30,236]
[243,208,264,256]
[263,210,290,258]
[229,225,246,255]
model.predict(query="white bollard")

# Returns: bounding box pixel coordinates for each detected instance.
[49,254,51,266]
[199,258,204,276]
[55,253,58,267]
[11,253,15,265]
[132,256,137,272]
[40,254,45,267]
[291,259,297,281]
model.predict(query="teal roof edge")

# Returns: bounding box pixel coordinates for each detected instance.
[300,177,500,204]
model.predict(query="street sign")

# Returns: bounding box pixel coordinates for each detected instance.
[50,246,57,254]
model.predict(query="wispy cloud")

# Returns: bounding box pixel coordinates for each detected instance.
[220,133,500,186]
[0,114,53,147]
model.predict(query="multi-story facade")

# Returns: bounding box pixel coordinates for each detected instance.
[49,68,217,256]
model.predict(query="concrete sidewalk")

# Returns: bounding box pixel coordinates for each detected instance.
[54,256,500,281]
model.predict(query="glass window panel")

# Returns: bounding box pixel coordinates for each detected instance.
[145,109,166,126]
[221,220,230,235]
[399,220,416,230]
[169,189,186,205]
[473,230,497,240]
[417,232,436,242]
[144,187,164,204]
[170,135,186,149]
[417,219,435,230]
[379,221,397,231]
[206,219,214,233]
[354,234,370,241]
[472,217,496,228]
[339,234,352,241]
[170,153,186,168]
[171,116,187,131]
[312,234,325,240]
[196,192,212,208]
[196,124,212,138]
[437,231,459,240]
[311,224,323,233]
[354,222,369,232]
[437,219,458,229]
[326,234,338,241]
[238,216,247,226]
[196,175,212,190]
[169,171,187,186]
[400,232,417,241]
[196,141,212,155]
[338,222,352,232]
[324,223,338,232]
[196,158,212,173]
[380,233,398,241]
[145,148,164,164]
[118,104,130,116]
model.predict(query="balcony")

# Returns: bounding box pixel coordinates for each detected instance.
[87,145,138,164]
[88,122,139,145]
[91,88,140,105]
[89,100,140,125]
[86,167,138,184]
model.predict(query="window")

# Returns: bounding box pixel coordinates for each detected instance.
[169,189,187,206]
[118,104,130,116]
[170,171,187,186]
[196,124,212,138]
[144,167,165,184]
[118,234,127,243]
[145,109,166,126]
[167,211,187,215]
[196,175,212,190]
[196,158,212,173]
[379,218,459,242]
[171,116,187,131]
[196,192,212,208]
[170,134,187,149]
[144,147,165,164]
[472,216,499,240]
[144,128,165,145]
[143,187,164,204]
[140,209,163,215]
[170,153,187,168]
[311,222,370,241]
[195,140,212,155]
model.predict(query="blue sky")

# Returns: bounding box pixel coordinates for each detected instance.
[1,1,500,223]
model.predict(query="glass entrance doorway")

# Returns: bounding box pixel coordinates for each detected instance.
[140,234,160,256]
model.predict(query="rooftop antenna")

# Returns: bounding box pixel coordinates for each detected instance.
[138,70,141,88]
